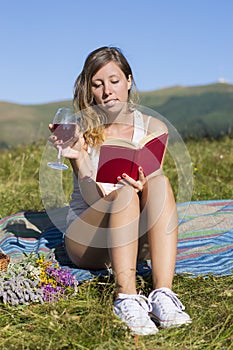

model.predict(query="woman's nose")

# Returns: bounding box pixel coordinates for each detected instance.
[103,83,112,97]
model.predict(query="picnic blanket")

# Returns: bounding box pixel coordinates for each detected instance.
[0,199,233,281]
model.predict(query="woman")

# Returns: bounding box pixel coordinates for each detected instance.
[53,46,191,336]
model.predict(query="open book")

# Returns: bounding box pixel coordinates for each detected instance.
[96,132,168,184]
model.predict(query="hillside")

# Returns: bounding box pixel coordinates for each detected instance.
[139,82,233,138]
[0,100,73,148]
[0,82,233,148]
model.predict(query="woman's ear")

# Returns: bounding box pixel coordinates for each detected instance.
[127,74,132,90]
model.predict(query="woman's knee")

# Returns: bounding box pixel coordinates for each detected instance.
[148,173,170,185]
[147,174,173,195]
[109,185,140,213]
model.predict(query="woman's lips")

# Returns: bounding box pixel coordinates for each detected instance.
[104,99,117,107]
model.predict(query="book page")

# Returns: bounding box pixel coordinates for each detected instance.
[138,131,167,147]
[103,137,137,149]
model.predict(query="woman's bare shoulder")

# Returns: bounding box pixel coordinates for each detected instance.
[143,114,168,134]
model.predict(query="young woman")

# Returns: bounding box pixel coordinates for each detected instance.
[53,46,191,335]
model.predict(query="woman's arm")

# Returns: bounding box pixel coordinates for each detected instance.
[69,148,95,181]
[70,151,105,205]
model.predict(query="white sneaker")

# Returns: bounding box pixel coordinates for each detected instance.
[148,288,192,328]
[113,293,158,336]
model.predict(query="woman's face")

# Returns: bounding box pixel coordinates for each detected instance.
[91,61,132,110]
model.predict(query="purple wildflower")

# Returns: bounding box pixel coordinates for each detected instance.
[42,283,65,302]
[45,267,75,287]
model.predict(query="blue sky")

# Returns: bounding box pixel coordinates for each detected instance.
[0,0,232,104]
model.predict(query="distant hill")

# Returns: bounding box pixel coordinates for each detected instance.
[139,82,233,139]
[0,100,73,148]
[0,83,232,148]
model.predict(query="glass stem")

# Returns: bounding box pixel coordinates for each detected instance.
[57,145,62,164]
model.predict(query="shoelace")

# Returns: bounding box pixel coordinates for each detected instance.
[117,293,150,313]
[148,288,185,311]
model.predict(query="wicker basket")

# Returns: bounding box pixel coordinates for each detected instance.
[0,253,10,272]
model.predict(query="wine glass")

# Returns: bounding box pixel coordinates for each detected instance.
[47,107,77,170]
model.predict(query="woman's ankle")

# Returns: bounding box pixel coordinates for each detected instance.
[116,288,137,299]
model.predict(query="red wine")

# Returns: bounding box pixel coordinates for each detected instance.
[53,123,76,143]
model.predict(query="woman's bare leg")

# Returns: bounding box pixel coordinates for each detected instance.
[65,192,112,269]
[108,186,140,296]
[65,185,141,295]
[139,174,178,290]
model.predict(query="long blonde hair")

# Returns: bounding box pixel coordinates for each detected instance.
[73,46,138,146]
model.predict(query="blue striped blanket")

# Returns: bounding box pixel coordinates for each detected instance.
[0,199,233,281]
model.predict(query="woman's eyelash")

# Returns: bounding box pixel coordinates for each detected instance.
[92,83,102,88]
[92,80,119,88]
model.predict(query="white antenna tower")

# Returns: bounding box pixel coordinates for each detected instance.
[218,65,227,83]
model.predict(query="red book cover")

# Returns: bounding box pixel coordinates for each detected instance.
[96,133,168,183]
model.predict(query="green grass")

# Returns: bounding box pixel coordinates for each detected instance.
[0,137,233,349]
[0,275,232,349]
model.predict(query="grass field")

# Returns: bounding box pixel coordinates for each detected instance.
[0,136,233,349]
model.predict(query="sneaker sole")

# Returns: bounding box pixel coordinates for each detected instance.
[150,314,192,329]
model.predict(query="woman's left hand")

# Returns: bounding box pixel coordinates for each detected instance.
[117,167,146,193]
